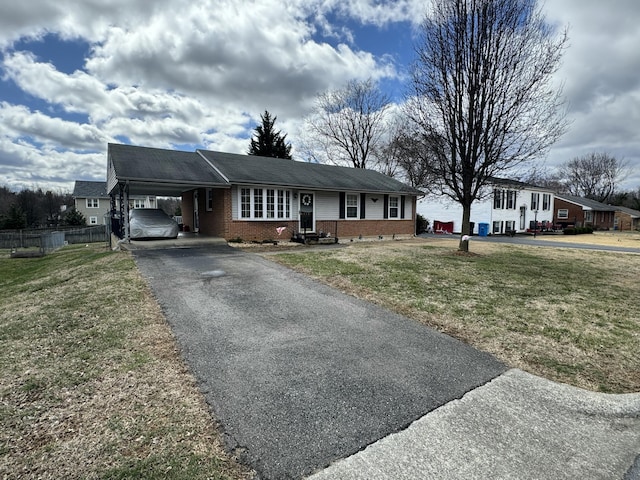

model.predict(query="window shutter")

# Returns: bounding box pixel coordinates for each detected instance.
[360,193,366,219]
[383,195,389,219]
[401,196,406,219]
[339,192,345,219]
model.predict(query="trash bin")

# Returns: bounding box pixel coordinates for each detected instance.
[478,223,489,237]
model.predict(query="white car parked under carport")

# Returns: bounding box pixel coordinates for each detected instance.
[129,208,179,239]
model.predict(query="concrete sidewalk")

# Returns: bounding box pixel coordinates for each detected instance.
[307,369,640,480]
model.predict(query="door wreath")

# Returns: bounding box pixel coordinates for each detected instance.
[301,194,312,206]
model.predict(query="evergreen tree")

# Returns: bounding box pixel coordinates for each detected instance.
[248,110,292,159]
[63,208,86,226]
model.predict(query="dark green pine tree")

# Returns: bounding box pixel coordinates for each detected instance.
[248,110,292,159]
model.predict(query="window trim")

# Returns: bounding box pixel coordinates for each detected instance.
[388,195,399,218]
[239,187,292,220]
[346,193,359,219]
[531,192,540,211]
[557,209,569,219]
[89,216,98,225]
[86,198,99,208]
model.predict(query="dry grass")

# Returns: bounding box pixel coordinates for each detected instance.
[0,244,253,480]
[271,237,640,393]
[535,230,640,247]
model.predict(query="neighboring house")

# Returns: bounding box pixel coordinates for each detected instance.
[106,143,422,242]
[72,180,110,225]
[553,194,616,230]
[614,206,640,231]
[418,178,555,235]
[73,180,157,225]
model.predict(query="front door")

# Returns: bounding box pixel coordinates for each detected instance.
[519,206,526,230]
[299,192,314,233]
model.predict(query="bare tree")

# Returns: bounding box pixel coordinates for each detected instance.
[558,152,627,203]
[406,0,568,251]
[304,79,391,169]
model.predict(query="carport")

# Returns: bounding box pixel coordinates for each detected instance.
[107,143,229,242]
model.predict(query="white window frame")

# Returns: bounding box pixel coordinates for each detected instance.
[557,209,569,219]
[585,210,593,222]
[388,196,399,218]
[542,193,551,211]
[492,221,501,233]
[493,189,503,209]
[346,194,359,218]
[506,190,516,210]
[86,198,99,208]
[89,216,98,225]
[531,193,540,211]
[133,199,145,209]
[239,187,291,220]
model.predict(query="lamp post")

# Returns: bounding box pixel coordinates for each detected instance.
[533,209,538,238]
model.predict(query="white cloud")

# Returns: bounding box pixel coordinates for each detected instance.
[543,0,640,189]
[1,0,638,194]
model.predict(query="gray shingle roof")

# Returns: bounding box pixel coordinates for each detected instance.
[556,194,617,211]
[198,150,423,194]
[107,143,422,196]
[108,143,228,186]
[615,205,640,218]
[73,180,108,198]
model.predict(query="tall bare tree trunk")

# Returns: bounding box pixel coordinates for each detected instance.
[459,203,471,252]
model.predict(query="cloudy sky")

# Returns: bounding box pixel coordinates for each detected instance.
[1,0,639,193]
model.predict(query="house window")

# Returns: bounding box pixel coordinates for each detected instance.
[206,188,213,211]
[346,194,358,218]
[241,188,251,218]
[492,221,501,233]
[493,189,503,209]
[284,191,291,218]
[389,196,399,218]
[542,194,550,211]
[240,188,291,220]
[585,211,593,223]
[133,199,145,209]
[266,189,275,218]
[253,188,263,218]
[506,190,516,210]
[89,216,98,225]
[506,220,515,231]
[86,198,99,208]
[557,209,568,219]
[277,190,284,218]
[531,193,539,211]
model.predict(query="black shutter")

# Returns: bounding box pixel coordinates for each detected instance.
[360,193,366,219]
[401,196,406,219]
[383,194,389,219]
[339,192,345,219]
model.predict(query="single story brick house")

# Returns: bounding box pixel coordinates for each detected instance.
[553,194,616,230]
[106,143,422,242]
[614,205,640,231]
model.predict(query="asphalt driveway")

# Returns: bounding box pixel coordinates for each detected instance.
[133,244,506,479]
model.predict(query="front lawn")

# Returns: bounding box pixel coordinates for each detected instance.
[272,238,640,393]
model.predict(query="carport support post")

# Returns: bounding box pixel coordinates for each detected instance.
[123,183,130,242]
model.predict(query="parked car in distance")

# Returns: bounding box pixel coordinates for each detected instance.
[129,209,179,239]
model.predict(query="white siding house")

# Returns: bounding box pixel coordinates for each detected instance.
[418,179,555,235]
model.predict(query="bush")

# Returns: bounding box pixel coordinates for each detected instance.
[416,214,429,234]
[563,226,593,235]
